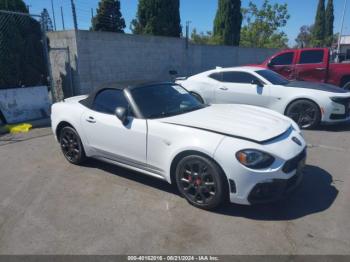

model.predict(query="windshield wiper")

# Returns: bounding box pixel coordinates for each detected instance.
[180,105,206,114]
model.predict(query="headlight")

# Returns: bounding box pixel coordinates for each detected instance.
[236,150,275,169]
[330,97,346,103]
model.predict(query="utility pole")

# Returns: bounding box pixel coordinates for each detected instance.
[185,21,191,49]
[51,0,57,31]
[91,8,94,21]
[60,6,65,30]
[337,0,348,60]
[71,0,78,31]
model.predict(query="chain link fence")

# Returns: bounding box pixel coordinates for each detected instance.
[0,9,56,102]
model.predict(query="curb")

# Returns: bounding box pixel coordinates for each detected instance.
[0,118,51,135]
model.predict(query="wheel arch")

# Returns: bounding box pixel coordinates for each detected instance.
[55,121,76,140]
[169,150,229,192]
[340,75,350,88]
[284,97,322,116]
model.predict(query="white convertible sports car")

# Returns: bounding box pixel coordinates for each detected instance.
[52,82,306,210]
[176,67,350,129]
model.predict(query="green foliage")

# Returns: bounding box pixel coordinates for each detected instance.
[131,0,181,37]
[0,0,27,12]
[190,28,222,45]
[325,0,334,47]
[40,8,53,32]
[295,25,314,48]
[312,0,326,47]
[0,0,47,88]
[213,0,242,46]
[240,0,290,48]
[92,0,126,32]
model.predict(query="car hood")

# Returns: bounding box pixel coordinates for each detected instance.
[160,104,292,143]
[285,81,350,93]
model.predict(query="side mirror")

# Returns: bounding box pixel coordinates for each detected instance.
[115,107,129,125]
[251,79,264,87]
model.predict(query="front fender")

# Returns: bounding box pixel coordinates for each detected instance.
[146,120,225,183]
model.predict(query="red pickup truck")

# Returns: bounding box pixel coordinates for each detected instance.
[257,48,350,90]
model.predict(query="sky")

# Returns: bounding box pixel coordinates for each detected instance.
[25,0,350,46]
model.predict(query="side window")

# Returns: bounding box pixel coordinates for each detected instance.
[271,52,294,65]
[222,72,257,84]
[209,72,222,81]
[299,50,324,64]
[93,89,129,114]
[346,49,350,60]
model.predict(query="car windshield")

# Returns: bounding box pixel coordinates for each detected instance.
[256,70,290,85]
[130,84,206,119]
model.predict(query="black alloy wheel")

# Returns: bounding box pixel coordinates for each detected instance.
[175,155,227,210]
[286,100,321,129]
[60,126,86,165]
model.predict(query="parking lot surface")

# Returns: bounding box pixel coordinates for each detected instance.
[0,125,350,255]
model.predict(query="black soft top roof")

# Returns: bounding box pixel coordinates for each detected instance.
[79,80,172,109]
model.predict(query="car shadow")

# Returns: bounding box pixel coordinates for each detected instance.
[82,159,179,195]
[83,161,338,221]
[313,122,350,132]
[215,165,338,220]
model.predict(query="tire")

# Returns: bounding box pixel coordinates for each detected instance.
[285,99,321,129]
[59,126,86,165]
[175,155,228,210]
[190,92,204,104]
[343,81,350,91]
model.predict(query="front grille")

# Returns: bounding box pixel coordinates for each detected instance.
[282,149,307,174]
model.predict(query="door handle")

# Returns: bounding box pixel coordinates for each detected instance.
[86,116,96,123]
[220,87,228,91]
[315,68,326,71]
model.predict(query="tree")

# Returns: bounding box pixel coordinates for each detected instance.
[0,0,27,12]
[295,25,313,48]
[40,8,53,32]
[131,0,181,37]
[240,0,290,48]
[312,0,326,47]
[213,0,242,46]
[325,0,334,47]
[190,28,222,45]
[92,0,126,33]
[0,0,47,88]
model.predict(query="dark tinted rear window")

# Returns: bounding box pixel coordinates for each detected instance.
[299,50,324,64]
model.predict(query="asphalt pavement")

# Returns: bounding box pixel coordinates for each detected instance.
[0,125,349,254]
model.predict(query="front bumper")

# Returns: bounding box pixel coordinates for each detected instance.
[323,98,350,123]
[247,150,305,204]
[247,169,303,204]
[214,129,307,206]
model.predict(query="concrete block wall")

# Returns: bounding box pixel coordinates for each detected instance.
[0,86,51,124]
[48,31,80,99]
[76,31,188,94]
[48,30,279,96]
